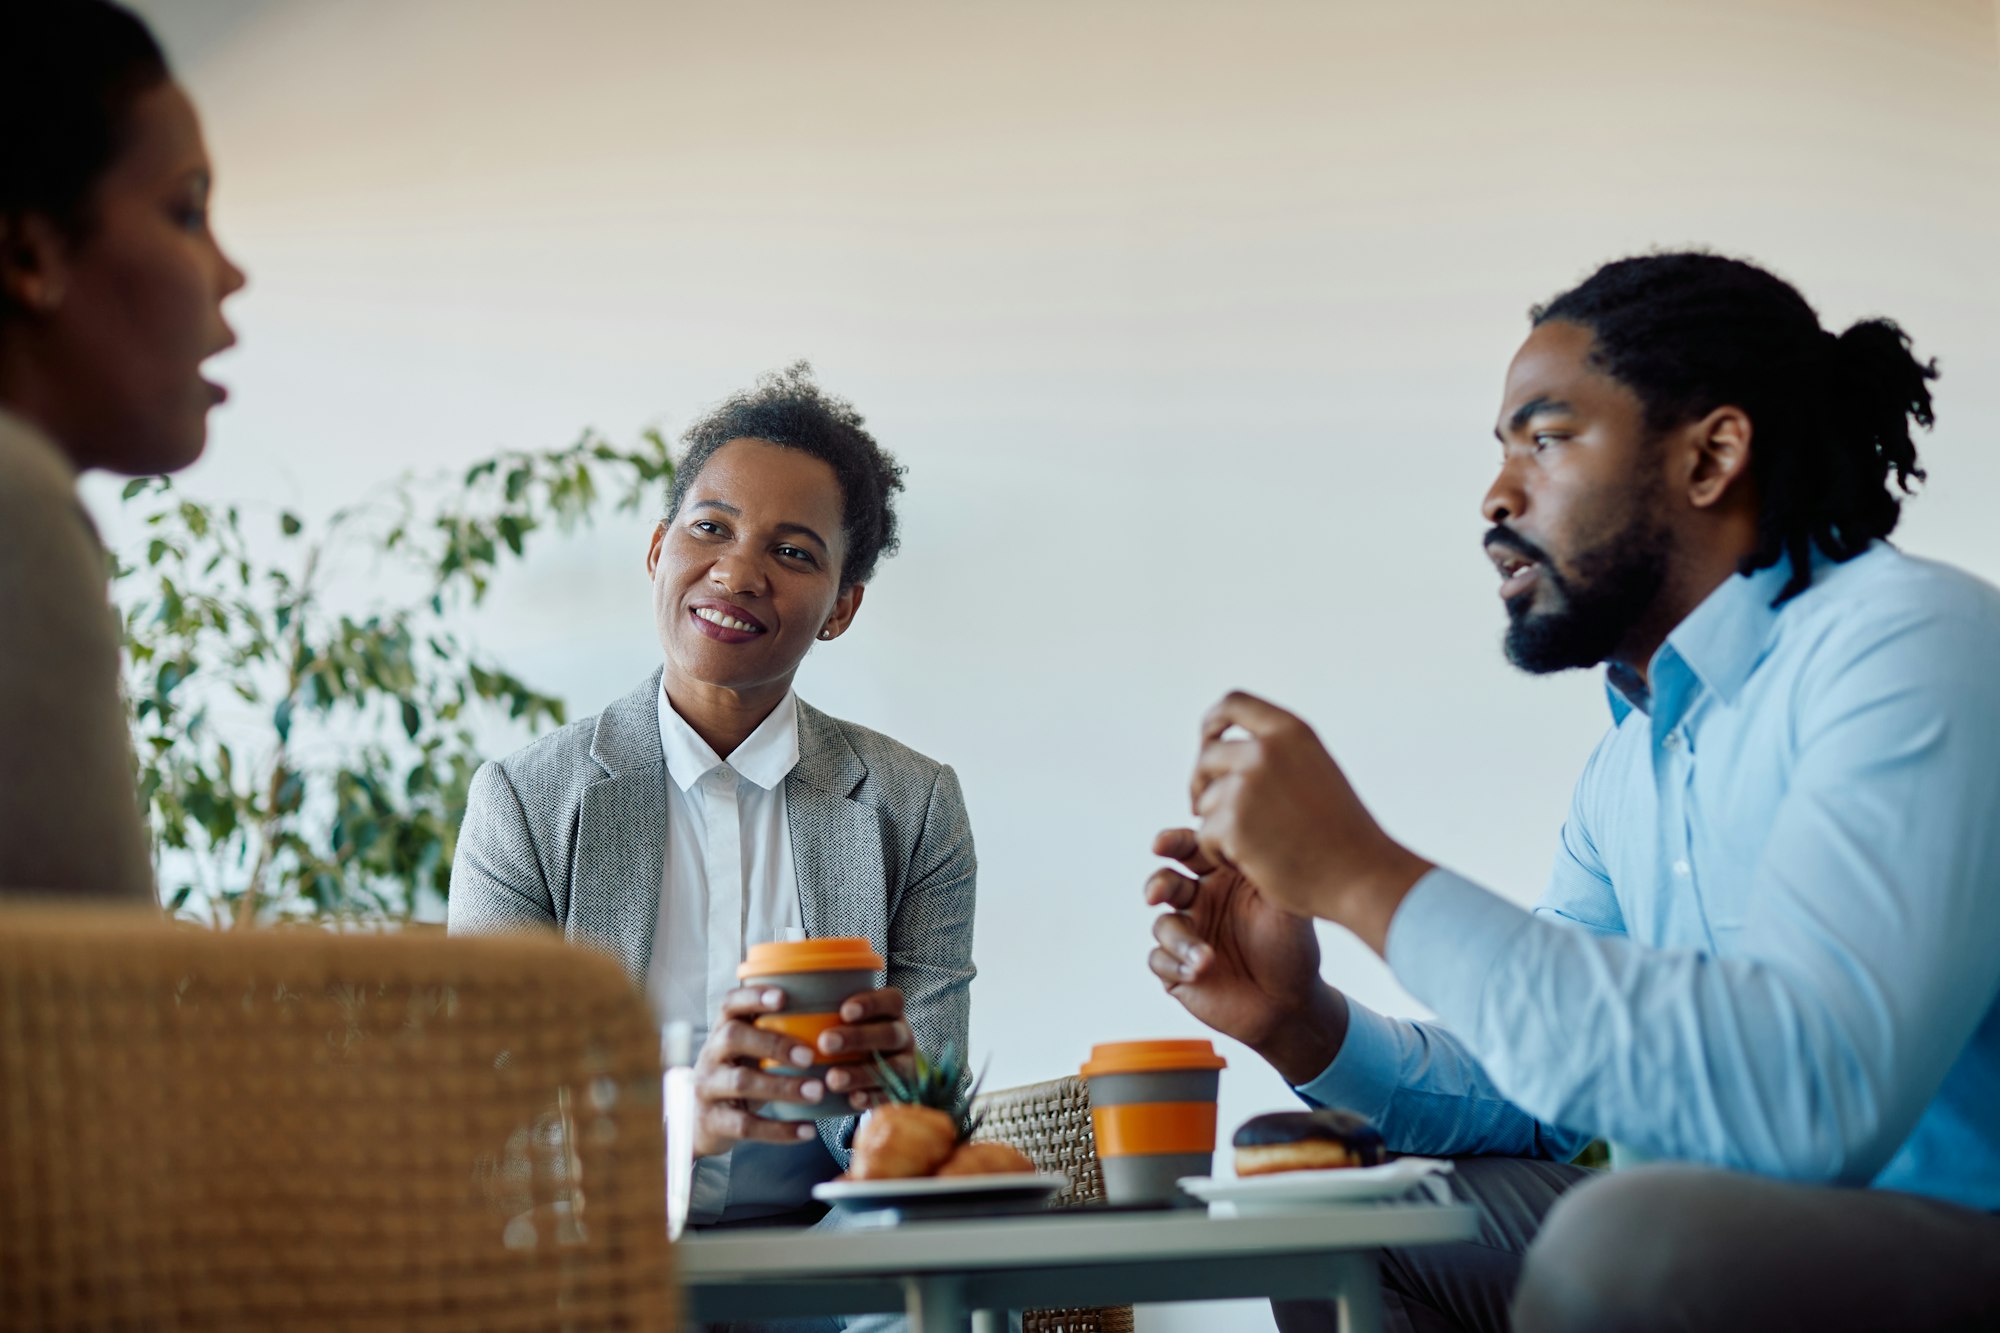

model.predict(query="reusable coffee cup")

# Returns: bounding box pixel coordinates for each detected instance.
[737,937,885,1121]
[1080,1039,1227,1207]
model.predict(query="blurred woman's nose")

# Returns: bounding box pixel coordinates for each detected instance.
[218,244,245,298]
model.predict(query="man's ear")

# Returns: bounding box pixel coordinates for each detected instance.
[0,212,71,315]
[1684,405,1753,511]
[816,584,866,642]
[645,521,666,577]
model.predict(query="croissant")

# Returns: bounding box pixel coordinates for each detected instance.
[848,1105,958,1180]
[935,1141,1037,1177]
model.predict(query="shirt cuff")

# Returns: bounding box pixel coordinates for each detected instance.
[1386,865,1535,1030]
[1291,997,1402,1125]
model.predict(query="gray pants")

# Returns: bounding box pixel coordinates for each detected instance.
[1273,1157,2000,1333]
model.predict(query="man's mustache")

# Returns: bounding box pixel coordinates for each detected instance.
[1483,525,1555,569]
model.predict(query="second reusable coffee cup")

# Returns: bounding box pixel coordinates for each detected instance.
[1080,1038,1227,1206]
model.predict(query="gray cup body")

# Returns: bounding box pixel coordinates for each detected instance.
[1085,1068,1222,1207]
[741,965,879,1122]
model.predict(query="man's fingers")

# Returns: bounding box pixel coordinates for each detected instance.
[1201,690,1305,744]
[1189,737,1258,812]
[1152,912,1214,974]
[1194,811,1237,875]
[835,987,905,1024]
[1144,866,1199,910]
[1152,827,1220,877]
[1148,946,1196,989]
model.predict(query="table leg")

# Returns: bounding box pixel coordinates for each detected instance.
[969,1310,1003,1333]
[903,1274,971,1333]
[1331,1251,1386,1333]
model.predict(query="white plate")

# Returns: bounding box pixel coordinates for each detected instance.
[813,1172,1070,1206]
[1179,1158,1454,1214]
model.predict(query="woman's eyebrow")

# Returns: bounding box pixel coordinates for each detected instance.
[775,523,828,553]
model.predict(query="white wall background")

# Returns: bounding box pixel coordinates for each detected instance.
[113,2,2000,1327]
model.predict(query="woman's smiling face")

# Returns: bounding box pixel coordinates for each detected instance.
[649,437,861,699]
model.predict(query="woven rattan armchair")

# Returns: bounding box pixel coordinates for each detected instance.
[971,1075,1134,1333]
[0,906,674,1331]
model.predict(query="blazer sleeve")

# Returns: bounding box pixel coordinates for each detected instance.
[0,433,154,905]
[890,763,978,1078]
[822,762,978,1168]
[448,759,559,935]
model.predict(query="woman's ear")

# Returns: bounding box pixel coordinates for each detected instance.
[816,584,866,642]
[1685,405,1753,511]
[0,213,70,314]
[645,521,666,577]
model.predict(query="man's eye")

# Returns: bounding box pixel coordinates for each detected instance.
[779,546,816,564]
[1533,432,1564,450]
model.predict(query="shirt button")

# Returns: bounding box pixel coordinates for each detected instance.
[1673,860,1691,877]
[1662,732,1681,750]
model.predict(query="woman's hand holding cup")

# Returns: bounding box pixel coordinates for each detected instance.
[692,986,827,1157]
[692,981,915,1156]
[813,986,913,1110]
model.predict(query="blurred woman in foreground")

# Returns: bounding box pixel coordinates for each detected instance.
[0,0,247,902]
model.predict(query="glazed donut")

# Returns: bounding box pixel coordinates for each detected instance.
[1232,1109,1386,1176]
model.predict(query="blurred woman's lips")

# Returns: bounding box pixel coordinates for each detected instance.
[203,378,228,405]
[690,602,767,644]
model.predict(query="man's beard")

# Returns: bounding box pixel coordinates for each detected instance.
[1492,508,1671,675]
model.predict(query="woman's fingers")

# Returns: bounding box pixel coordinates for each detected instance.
[700,1059,824,1108]
[818,1017,912,1058]
[719,985,785,1020]
[702,1015,815,1072]
[836,987,905,1023]
[815,987,912,1059]
[701,1100,821,1146]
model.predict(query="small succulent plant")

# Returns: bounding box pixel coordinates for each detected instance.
[873,1042,987,1142]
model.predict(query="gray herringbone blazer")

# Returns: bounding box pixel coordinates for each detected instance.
[447,668,976,1168]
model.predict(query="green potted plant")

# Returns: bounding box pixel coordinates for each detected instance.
[113,430,672,928]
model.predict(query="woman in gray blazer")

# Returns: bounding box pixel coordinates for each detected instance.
[449,364,975,1239]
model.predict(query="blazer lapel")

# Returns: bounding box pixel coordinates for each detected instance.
[575,669,669,986]
[787,702,889,970]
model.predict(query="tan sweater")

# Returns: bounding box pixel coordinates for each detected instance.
[0,408,156,904]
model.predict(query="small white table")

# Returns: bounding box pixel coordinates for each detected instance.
[678,1202,1479,1333]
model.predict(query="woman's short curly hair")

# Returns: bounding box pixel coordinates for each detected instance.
[666,362,906,588]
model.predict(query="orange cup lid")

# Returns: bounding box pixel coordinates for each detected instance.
[737,937,884,979]
[1080,1039,1227,1077]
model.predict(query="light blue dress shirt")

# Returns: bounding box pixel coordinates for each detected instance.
[1300,544,2000,1211]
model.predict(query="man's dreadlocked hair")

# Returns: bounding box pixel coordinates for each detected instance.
[1534,252,1937,604]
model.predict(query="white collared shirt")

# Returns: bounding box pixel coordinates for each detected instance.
[650,683,835,1222]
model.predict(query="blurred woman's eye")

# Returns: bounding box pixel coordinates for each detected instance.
[692,520,725,536]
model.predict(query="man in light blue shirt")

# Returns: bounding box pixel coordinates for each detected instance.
[1148,253,2000,1331]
